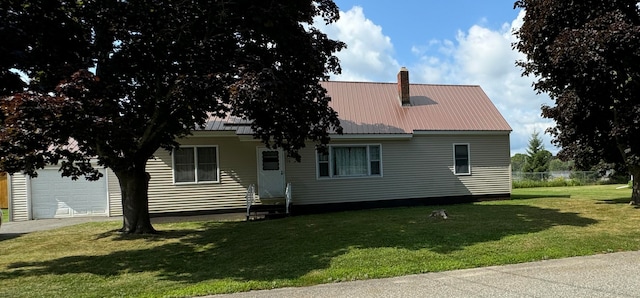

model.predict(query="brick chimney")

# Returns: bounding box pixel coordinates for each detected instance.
[397,67,410,106]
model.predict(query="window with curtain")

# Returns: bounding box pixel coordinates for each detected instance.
[317,145,382,178]
[454,144,470,175]
[174,146,219,183]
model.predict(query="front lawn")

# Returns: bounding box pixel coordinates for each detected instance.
[1,185,639,297]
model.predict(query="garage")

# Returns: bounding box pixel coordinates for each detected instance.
[30,169,108,219]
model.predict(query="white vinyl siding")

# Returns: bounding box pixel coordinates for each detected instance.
[144,137,258,214]
[173,146,219,184]
[8,174,28,221]
[10,137,256,220]
[288,134,511,205]
[8,133,510,220]
[107,168,122,216]
[317,144,382,178]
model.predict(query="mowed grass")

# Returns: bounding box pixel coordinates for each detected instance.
[1,208,7,223]
[2,185,640,297]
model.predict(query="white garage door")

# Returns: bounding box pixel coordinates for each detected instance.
[31,169,108,219]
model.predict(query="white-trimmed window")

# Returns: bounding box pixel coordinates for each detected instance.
[317,145,382,178]
[453,143,471,175]
[173,146,219,183]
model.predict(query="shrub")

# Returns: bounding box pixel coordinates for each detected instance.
[513,178,582,188]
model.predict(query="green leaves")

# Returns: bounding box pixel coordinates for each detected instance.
[522,131,552,173]
[1,0,346,232]
[1,0,344,173]
[514,0,640,177]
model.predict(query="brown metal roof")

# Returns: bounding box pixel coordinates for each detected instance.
[201,80,511,135]
[322,81,511,134]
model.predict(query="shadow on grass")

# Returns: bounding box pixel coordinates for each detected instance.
[0,233,23,242]
[597,197,638,206]
[1,204,597,284]
[511,194,571,200]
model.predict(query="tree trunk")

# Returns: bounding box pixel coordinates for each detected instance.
[630,167,640,205]
[114,167,157,234]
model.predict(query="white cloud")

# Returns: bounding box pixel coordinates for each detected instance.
[319,8,558,155]
[441,10,557,155]
[316,6,400,82]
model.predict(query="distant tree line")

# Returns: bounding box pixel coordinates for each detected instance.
[512,131,628,184]
[511,131,559,173]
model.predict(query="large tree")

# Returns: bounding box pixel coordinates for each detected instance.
[514,0,640,203]
[0,0,344,233]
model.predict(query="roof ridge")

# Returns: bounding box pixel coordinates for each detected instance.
[323,81,481,87]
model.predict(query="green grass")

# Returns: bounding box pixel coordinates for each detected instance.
[1,185,639,297]
[1,209,7,223]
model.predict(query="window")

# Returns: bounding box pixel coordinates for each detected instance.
[261,151,280,170]
[317,145,382,178]
[173,146,219,183]
[454,144,470,175]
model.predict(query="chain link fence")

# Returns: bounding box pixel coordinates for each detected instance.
[511,171,612,188]
[512,171,601,183]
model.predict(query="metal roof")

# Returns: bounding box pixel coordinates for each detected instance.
[201,81,511,135]
[322,81,511,134]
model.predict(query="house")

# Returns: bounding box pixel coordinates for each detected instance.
[6,68,511,221]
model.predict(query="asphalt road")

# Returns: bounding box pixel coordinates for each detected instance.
[210,250,640,298]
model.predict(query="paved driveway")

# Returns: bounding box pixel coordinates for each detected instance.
[0,213,245,235]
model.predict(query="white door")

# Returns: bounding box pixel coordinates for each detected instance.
[30,169,108,219]
[257,148,285,198]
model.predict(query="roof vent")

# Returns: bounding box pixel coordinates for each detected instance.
[397,67,410,106]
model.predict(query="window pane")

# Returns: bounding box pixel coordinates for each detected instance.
[371,161,381,175]
[319,163,329,177]
[262,151,279,170]
[197,163,216,181]
[333,147,367,176]
[197,147,217,163]
[454,145,470,174]
[175,165,195,182]
[317,150,330,177]
[370,145,380,160]
[455,160,469,174]
[175,148,195,182]
[175,148,194,164]
[455,145,468,158]
[318,150,329,162]
[197,147,217,182]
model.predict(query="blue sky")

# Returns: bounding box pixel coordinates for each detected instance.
[317,1,556,155]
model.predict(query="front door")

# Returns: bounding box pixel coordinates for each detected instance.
[257,148,285,198]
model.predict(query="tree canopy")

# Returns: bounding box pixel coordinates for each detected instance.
[0,0,345,233]
[548,158,573,172]
[514,0,640,203]
[511,153,527,172]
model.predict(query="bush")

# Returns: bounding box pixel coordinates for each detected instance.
[569,171,600,184]
[513,178,582,188]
